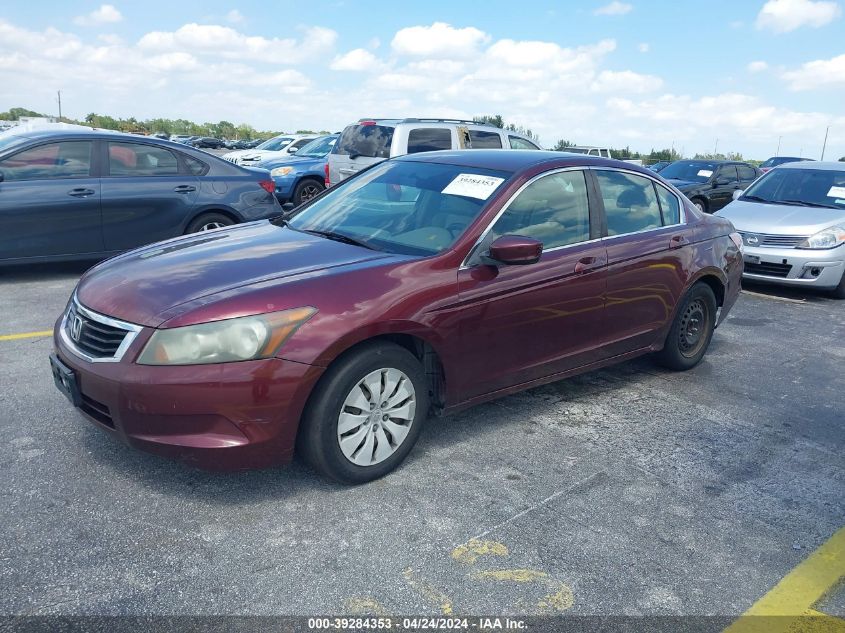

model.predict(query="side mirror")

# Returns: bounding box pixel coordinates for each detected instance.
[732,189,743,201]
[281,202,295,212]
[288,147,298,154]
[487,235,543,266]
[714,177,731,186]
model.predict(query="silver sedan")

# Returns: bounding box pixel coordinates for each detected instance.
[717,161,845,298]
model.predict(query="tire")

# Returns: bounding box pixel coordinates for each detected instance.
[185,213,235,234]
[654,282,718,371]
[292,178,325,207]
[297,341,429,484]
[692,198,708,214]
[830,271,845,299]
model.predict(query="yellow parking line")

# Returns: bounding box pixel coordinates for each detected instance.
[725,526,845,633]
[0,330,53,341]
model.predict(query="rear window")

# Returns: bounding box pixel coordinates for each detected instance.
[335,125,395,159]
[407,128,452,154]
[469,130,503,149]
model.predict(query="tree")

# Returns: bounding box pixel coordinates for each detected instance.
[554,139,575,150]
[473,114,504,128]
[0,107,45,120]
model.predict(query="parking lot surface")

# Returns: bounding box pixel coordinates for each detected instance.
[1,264,843,618]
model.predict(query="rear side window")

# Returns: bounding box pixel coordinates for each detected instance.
[595,170,663,236]
[737,165,757,181]
[108,142,179,176]
[407,128,452,154]
[183,155,208,175]
[335,125,395,159]
[509,135,540,150]
[654,183,681,225]
[0,141,93,180]
[469,130,503,149]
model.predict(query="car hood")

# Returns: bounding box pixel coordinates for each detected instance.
[239,150,290,161]
[76,222,393,328]
[260,156,325,171]
[666,179,704,190]
[716,199,845,235]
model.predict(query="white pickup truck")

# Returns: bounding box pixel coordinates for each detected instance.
[564,146,644,166]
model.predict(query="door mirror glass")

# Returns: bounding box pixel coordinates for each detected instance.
[487,235,543,265]
[288,147,298,153]
[732,189,743,201]
[714,177,731,186]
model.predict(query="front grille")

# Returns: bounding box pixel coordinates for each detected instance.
[80,393,114,428]
[744,262,793,278]
[739,232,806,248]
[62,300,140,362]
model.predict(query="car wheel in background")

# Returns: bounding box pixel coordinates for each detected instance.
[293,179,325,207]
[692,198,707,213]
[185,213,235,234]
[297,341,429,484]
[654,282,717,371]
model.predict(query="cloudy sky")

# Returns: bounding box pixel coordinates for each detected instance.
[1,0,843,159]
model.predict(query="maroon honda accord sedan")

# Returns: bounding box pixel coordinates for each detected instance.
[51,150,743,483]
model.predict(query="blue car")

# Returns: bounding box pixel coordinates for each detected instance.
[0,128,282,264]
[257,134,338,206]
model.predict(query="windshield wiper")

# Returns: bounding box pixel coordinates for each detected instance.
[303,229,379,250]
[781,199,840,209]
[741,194,770,203]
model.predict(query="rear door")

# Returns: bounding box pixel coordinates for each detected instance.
[0,139,103,259]
[592,168,693,356]
[99,140,199,251]
[328,124,395,185]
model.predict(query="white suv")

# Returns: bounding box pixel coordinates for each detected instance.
[222,134,319,166]
[327,118,541,185]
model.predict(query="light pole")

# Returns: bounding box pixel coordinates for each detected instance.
[714,138,719,156]
[776,136,782,155]
[57,90,62,121]
[821,126,830,160]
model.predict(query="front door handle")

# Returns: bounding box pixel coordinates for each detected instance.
[574,255,606,274]
[173,185,196,193]
[67,188,95,197]
[670,234,688,249]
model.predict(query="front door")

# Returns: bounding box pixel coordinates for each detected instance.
[0,140,102,260]
[710,164,740,212]
[455,169,607,401]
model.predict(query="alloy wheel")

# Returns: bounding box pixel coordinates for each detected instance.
[299,184,321,203]
[198,221,228,231]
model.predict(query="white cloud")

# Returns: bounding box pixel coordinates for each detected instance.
[591,69,662,93]
[594,1,633,16]
[637,42,649,53]
[226,9,245,24]
[782,53,845,89]
[391,22,490,58]
[747,60,769,72]
[73,4,123,26]
[755,0,841,33]
[330,48,380,71]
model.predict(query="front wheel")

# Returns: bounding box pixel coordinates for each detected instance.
[297,342,429,484]
[692,198,707,213]
[654,282,717,371]
[292,179,325,206]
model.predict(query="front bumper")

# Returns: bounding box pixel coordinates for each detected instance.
[273,176,295,201]
[52,324,324,470]
[742,244,845,289]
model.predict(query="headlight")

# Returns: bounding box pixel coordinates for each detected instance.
[137,307,316,366]
[270,166,295,177]
[797,226,845,249]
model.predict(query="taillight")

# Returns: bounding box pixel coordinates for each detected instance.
[359,120,376,126]
[258,180,275,194]
[324,163,331,188]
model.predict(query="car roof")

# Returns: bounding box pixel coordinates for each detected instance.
[776,161,845,171]
[394,149,630,173]
[3,127,212,151]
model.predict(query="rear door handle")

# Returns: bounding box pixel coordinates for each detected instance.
[670,234,688,249]
[173,185,196,193]
[67,188,95,197]
[574,255,607,274]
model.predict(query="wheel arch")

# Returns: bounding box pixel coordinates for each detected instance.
[182,207,241,233]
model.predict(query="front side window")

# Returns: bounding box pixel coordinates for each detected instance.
[716,165,738,183]
[289,138,314,151]
[288,160,510,256]
[469,130,503,149]
[108,142,179,176]
[596,170,662,235]
[509,135,540,150]
[407,128,452,154]
[0,141,92,181]
[488,171,590,249]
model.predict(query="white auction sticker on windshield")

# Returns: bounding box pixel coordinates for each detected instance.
[442,174,505,200]
[826,186,845,198]
[697,170,713,178]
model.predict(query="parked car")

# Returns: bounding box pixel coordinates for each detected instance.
[222,134,318,166]
[759,156,814,173]
[169,134,193,144]
[50,150,742,482]
[564,146,613,158]
[0,128,282,264]
[257,134,338,206]
[190,137,226,149]
[716,161,845,298]
[648,161,671,172]
[659,160,761,213]
[327,118,541,186]
[150,132,169,140]
[224,139,250,150]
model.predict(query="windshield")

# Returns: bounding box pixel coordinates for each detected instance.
[295,135,338,158]
[335,125,394,158]
[761,157,805,168]
[741,168,845,209]
[660,161,719,183]
[287,160,511,256]
[257,136,293,151]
